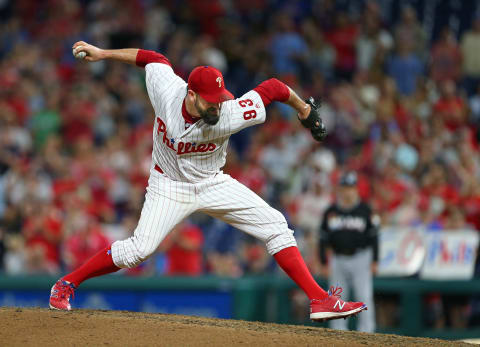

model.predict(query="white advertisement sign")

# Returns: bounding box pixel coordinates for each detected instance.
[377,227,426,277]
[420,230,479,280]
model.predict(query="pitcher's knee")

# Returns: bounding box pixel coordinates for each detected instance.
[132,246,154,266]
[265,229,297,255]
[111,238,157,268]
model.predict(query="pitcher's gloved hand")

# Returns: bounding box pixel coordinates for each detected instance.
[299,97,327,142]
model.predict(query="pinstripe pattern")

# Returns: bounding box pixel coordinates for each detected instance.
[197,173,297,255]
[145,63,265,183]
[111,168,197,268]
[112,169,297,268]
[111,62,295,268]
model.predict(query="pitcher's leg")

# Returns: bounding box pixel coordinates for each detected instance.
[199,175,327,300]
[62,246,119,288]
[199,174,367,321]
[112,179,196,268]
[50,174,195,310]
[198,174,297,254]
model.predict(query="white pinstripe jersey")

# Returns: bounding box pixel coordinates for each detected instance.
[145,63,266,183]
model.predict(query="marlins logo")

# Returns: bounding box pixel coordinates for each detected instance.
[327,214,366,232]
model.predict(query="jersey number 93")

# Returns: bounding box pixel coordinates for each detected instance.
[238,99,257,120]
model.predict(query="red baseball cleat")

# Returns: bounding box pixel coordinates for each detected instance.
[49,280,76,311]
[310,286,367,322]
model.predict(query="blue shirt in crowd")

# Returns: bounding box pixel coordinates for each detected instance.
[387,53,424,96]
[270,32,308,75]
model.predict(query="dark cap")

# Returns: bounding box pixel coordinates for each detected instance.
[188,66,234,103]
[339,171,358,186]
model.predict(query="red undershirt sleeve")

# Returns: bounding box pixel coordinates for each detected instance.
[135,49,172,68]
[253,78,290,107]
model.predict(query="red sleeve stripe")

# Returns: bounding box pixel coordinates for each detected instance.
[135,49,172,68]
[253,78,290,107]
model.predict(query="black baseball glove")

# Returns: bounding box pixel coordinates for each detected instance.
[299,97,326,142]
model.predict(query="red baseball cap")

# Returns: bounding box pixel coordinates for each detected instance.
[188,66,234,103]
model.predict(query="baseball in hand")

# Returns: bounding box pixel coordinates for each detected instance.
[73,46,87,59]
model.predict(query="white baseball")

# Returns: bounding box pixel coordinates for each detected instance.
[73,46,87,59]
[75,51,87,59]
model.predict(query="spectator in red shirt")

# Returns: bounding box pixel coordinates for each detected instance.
[456,142,480,230]
[63,212,111,272]
[22,202,63,273]
[371,161,410,214]
[236,152,268,197]
[433,80,467,132]
[326,12,358,80]
[164,222,204,276]
[462,183,480,231]
[430,27,462,84]
[419,162,460,223]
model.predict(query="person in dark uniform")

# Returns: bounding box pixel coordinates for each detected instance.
[319,171,379,332]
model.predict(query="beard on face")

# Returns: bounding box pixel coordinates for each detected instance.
[195,98,220,125]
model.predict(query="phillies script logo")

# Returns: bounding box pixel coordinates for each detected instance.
[156,118,216,155]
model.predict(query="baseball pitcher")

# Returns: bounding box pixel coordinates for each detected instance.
[49,42,367,322]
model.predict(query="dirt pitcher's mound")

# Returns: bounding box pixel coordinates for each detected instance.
[0,307,471,346]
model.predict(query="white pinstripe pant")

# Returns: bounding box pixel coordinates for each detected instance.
[111,168,297,268]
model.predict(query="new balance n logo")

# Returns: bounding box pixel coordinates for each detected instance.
[334,300,345,310]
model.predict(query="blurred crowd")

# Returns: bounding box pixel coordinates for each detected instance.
[0,0,479,301]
